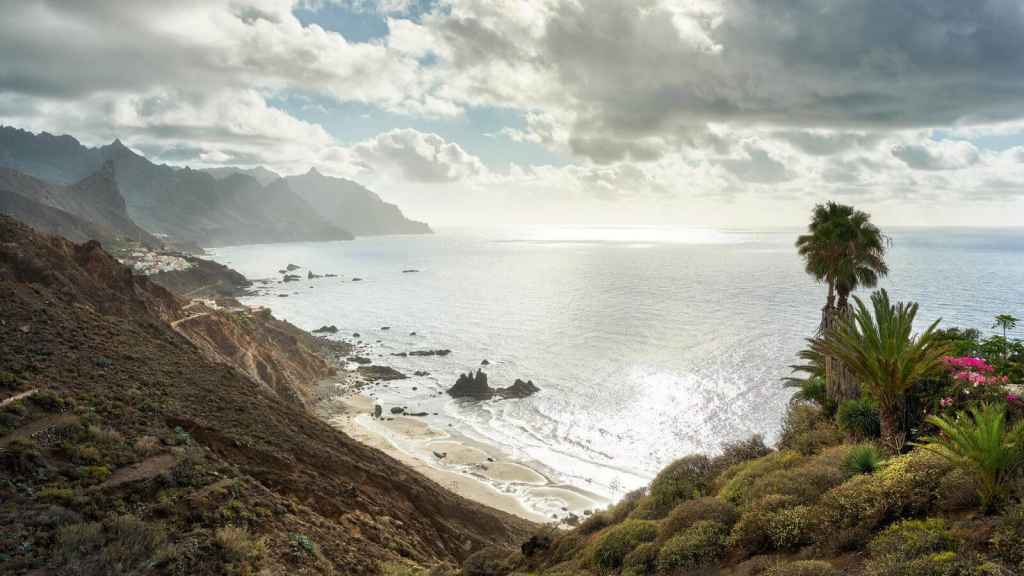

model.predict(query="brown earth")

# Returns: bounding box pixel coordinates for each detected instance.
[0,215,533,575]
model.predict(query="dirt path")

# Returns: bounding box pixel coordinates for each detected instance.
[170,311,210,328]
[0,413,78,448]
[0,388,36,409]
[100,453,178,489]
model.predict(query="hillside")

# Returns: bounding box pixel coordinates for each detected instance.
[285,168,432,236]
[0,216,532,575]
[0,163,160,247]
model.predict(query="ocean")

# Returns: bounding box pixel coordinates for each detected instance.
[209,226,1024,505]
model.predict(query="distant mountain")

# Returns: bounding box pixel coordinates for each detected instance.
[0,163,160,247]
[287,168,432,235]
[203,165,281,186]
[97,140,353,246]
[0,126,371,247]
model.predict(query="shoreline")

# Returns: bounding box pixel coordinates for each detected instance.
[314,381,607,525]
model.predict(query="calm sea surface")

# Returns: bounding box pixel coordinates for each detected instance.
[210,226,1024,500]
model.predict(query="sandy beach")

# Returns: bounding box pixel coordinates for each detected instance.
[316,381,606,525]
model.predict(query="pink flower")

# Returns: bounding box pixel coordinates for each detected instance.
[940,397,954,407]
[1009,394,1020,403]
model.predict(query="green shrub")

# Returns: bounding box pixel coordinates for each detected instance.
[718,451,803,506]
[642,455,713,518]
[658,497,738,542]
[727,495,801,556]
[587,520,658,570]
[711,435,773,476]
[777,402,845,455]
[80,465,112,483]
[52,515,175,575]
[577,511,610,535]
[463,546,515,576]
[864,518,959,576]
[765,560,841,576]
[843,444,885,476]
[815,450,954,549]
[656,520,728,571]
[917,403,1024,511]
[765,505,816,551]
[991,503,1024,566]
[621,542,658,576]
[215,525,266,565]
[38,486,76,505]
[29,389,65,412]
[744,458,846,508]
[289,532,318,557]
[837,397,882,440]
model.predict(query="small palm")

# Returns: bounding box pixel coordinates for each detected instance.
[917,404,1024,511]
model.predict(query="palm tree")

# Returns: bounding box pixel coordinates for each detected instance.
[810,289,950,453]
[992,314,1019,366]
[917,403,1024,511]
[796,202,890,404]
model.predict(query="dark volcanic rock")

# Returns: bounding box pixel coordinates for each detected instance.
[282,274,301,283]
[357,365,407,381]
[286,263,301,271]
[409,349,451,357]
[307,270,322,279]
[402,269,419,273]
[481,359,490,366]
[446,370,540,400]
[312,325,339,334]
[350,356,372,365]
[390,406,405,415]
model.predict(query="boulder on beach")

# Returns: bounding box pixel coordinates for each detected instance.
[357,365,408,381]
[390,406,405,415]
[402,269,419,273]
[373,404,383,419]
[480,359,490,365]
[282,274,301,283]
[307,270,322,279]
[352,277,363,282]
[446,370,540,400]
[350,356,373,365]
[286,263,301,271]
[312,325,339,334]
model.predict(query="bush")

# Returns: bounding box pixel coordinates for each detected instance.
[216,525,266,567]
[843,444,885,476]
[765,560,841,576]
[658,497,738,542]
[656,520,728,572]
[837,398,882,440]
[463,547,515,576]
[864,518,961,576]
[991,503,1024,566]
[727,495,802,556]
[622,542,658,576]
[777,402,845,455]
[718,451,803,506]
[743,458,846,508]
[712,435,773,476]
[53,515,175,575]
[29,389,65,412]
[815,450,955,549]
[642,455,713,518]
[587,520,658,570]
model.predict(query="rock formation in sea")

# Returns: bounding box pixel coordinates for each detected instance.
[447,370,540,400]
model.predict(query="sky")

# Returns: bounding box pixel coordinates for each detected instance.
[2,0,1024,227]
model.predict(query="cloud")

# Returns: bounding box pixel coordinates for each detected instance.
[348,128,485,182]
[891,140,981,171]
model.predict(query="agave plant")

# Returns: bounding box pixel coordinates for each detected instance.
[810,289,949,453]
[917,403,1024,511]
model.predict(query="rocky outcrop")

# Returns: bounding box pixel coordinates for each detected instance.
[357,365,408,381]
[446,370,540,400]
[148,253,252,298]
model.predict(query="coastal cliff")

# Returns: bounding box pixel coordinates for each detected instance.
[0,215,532,575]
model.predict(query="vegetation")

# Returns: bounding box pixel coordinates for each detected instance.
[917,403,1024,511]
[843,443,885,475]
[795,201,889,310]
[837,397,881,440]
[811,289,950,452]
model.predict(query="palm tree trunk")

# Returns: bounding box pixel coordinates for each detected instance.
[879,402,902,455]
[820,303,860,405]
